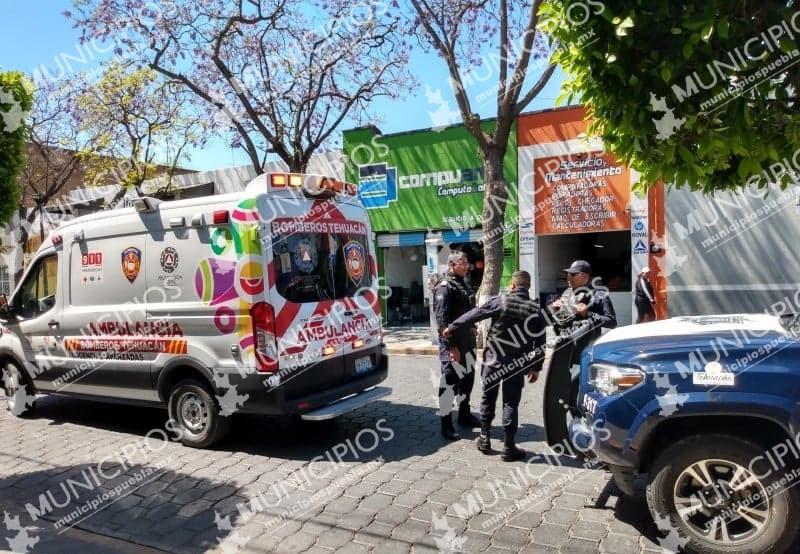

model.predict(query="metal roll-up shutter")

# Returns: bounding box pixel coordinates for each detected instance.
[442,228,483,243]
[376,232,426,248]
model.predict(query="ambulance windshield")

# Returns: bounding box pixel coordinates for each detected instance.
[272,232,371,303]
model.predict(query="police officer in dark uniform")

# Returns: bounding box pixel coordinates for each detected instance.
[550,260,617,344]
[544,260,617,446]
[433,251,480,440]
[444,271,546,461]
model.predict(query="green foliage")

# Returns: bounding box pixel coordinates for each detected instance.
[541,2,800,193]
[0,72,33,224]
[76,61,205,192]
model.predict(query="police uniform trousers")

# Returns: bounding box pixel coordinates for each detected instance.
[479,364,524,436]
[437,341,476,416]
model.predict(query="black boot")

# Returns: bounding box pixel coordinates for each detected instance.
[457,402,480,428]
[476,420,491,453]
[501,432,526,461]
[441,415,460,441]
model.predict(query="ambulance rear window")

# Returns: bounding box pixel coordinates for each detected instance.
[272,232,371,303]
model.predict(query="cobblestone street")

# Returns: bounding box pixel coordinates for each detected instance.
[0,355,665,554]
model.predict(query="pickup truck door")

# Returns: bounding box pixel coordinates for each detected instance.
[542,338,577,447]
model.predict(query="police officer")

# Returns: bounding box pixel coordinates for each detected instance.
[545,260,617,446]
[434,251,480,440]
[443,271,546,461]
[549,259,617,343]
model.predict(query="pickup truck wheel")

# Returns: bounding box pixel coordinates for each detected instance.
[646,434,800,554]
[167,379,230,448]
[2,362,35,417]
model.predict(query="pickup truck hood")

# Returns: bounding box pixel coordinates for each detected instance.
[595,313,788,346]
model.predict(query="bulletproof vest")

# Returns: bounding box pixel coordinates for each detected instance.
[491,293,540,335]
[555,286,604,341]
[443,274,475,321]
[487,291,544,364]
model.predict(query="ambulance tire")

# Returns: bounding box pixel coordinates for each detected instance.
[2,361,35,417]
[168,379,230,448]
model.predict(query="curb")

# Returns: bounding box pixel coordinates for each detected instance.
[386,345,439,356]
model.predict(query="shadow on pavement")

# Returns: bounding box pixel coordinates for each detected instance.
[22,396,546,464]
[0,463,244,553]
[594,477,664,548]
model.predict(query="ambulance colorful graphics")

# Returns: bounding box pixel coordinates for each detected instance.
[0,173,388,448]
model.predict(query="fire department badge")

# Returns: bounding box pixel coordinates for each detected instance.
[343,240,365,285]
[121,247,142,283]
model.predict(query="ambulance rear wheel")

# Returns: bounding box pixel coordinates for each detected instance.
[2,361,35,417]
[168,379,230,448]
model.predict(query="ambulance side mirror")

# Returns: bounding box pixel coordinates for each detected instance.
[0,295,14,320]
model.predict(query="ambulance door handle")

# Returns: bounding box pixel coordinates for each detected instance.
[48,320,59,329]
[344,311,354,317]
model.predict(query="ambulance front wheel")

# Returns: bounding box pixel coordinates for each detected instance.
[2,361,35,417]
[168,379,230,448]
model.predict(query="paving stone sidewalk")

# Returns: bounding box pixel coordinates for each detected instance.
[0,356,666,553]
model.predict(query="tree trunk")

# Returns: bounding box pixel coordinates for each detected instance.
[106,186,128,209]
[478,145,508,304]
[13,208,37,284]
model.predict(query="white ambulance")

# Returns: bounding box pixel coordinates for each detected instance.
[0,173,388,447]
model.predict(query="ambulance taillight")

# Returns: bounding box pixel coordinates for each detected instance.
[250,302,278,373]
[212,210,229,224]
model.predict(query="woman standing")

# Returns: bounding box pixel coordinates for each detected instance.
[635,267,656,323]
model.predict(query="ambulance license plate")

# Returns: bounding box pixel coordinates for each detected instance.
[355,356,372,374]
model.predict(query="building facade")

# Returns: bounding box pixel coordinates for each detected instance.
[346,106,800,327]
[343,123,519,327]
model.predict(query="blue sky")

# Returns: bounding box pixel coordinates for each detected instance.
[0,1,565,171]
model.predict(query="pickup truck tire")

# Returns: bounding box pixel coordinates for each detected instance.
[167,379,230,448]
[2,361,35,417]
[646,433,800,554]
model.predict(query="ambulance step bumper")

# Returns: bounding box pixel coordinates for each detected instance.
[300,386,391,421]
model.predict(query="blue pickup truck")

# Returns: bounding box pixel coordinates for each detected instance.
[563,314,800,554]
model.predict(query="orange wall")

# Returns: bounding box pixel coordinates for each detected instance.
[518,106,668,317]
[518,107,587,147]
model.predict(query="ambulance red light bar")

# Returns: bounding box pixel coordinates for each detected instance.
[212,210,229,224]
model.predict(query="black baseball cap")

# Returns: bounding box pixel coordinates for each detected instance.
[563,260,592,274]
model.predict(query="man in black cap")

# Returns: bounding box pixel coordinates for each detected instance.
[433,251,480,440]
[443,270,546,461]
[544,260,617,447]
[549,260,617,339]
